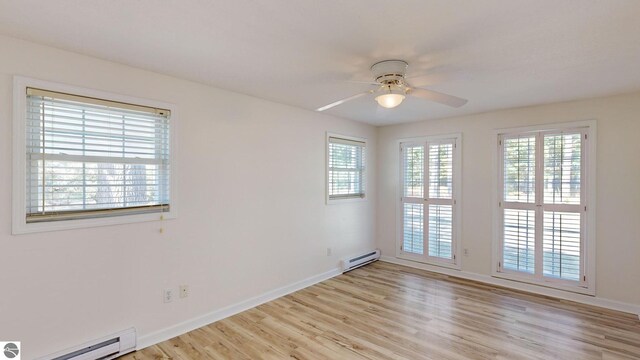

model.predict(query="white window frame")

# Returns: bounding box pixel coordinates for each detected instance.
[12,76,178,234]
[326,132,367,204]
[492,120,596,295]
[396,133,462,270]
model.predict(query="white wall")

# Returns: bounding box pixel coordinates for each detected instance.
[377,92,640,307]
[0,35,377,359]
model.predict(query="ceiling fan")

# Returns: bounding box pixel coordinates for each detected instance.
[316,60,468,111]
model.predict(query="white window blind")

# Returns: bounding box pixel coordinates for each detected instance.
[498,129,587,287]
[400,138,459,267]
[327,136,365,200]
[25,87,171,222]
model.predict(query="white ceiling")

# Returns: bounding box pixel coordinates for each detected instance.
[1,1,639,126]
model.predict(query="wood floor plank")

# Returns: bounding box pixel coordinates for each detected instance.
[121,262,640,359]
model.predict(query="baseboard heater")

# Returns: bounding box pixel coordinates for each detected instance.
[38,328,136,360]
[341,249,380,272]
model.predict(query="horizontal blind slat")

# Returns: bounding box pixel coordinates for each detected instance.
[29,154,167,165]
[27,124,168,143]
[26,109,168,130]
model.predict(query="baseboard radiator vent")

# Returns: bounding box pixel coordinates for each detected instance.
[341,249,380,273]
[38,328,136,360]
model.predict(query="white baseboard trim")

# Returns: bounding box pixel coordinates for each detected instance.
[380,256,640,316]
[137,267,342,350]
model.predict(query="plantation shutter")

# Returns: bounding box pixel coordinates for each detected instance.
[328,136,365,199]
[541,132,584,282]
[400,138,458,265]
[501,135,537,273]
[26,88,171,222]
[427,141,455,260]
[499,130,586,286]
[401,144,425,254]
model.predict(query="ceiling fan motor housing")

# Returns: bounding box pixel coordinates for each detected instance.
[371,60,408,84]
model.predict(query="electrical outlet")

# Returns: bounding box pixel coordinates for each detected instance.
[179,285,189,298]
[463,248,469,256]
[326,247,332,256]
[163,288,174,303]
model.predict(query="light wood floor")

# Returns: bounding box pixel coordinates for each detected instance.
[122,261,640,360]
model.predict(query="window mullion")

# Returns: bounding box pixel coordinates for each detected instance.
[534,132,544,279]
[580,131,587,284]
[359,146,364,195]
[450,141,457,262]
[423,141,429,259]
[82,108,87,209]
[121,114,126,208]
[40,99,46,215]
[497,135,505,270]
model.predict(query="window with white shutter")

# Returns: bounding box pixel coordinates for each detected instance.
[497,124,593,292]
[399,135,461,268]
[327,134,366,202]
[13,78,174,233]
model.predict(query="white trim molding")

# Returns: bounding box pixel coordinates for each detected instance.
[380,256,639,316]
[137,266,342,351]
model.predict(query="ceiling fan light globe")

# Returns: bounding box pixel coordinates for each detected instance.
[375,93,405,108]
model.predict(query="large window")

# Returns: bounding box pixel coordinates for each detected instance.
[327,134,366,202]
[13,78,173,233]
[399,135,460,268]
[497,124,593,292]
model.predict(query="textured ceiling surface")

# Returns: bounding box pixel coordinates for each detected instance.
[1,0,639,125]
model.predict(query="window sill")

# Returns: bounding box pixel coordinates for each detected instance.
[326,195,367,205]
[12,211,176,235]
[492,271,594,296]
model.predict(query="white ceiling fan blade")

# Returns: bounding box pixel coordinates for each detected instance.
[408,87,468,108]
[316,90,374,111]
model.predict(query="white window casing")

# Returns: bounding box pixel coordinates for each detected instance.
[494,121,596,295]
[13,76,177,234]
[397,134,462,270]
